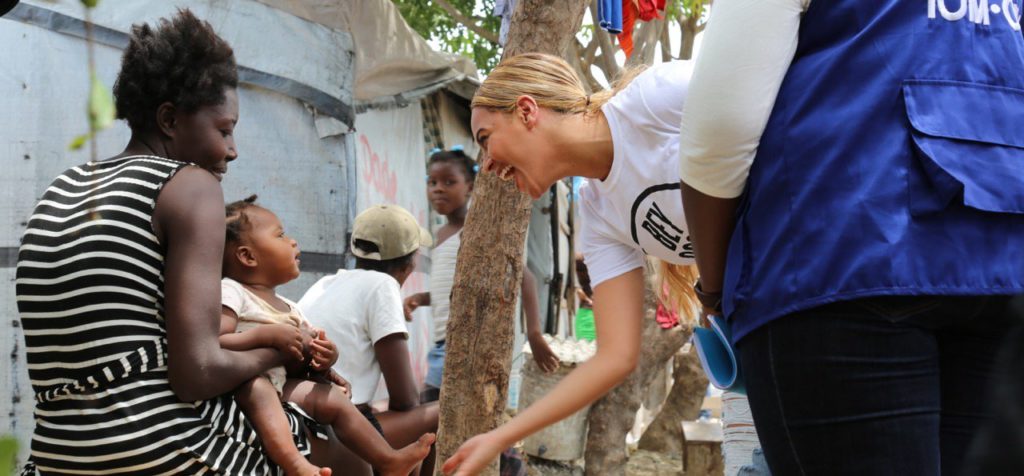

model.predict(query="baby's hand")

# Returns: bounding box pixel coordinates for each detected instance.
[262,323,304,363]
[309,329,338,371]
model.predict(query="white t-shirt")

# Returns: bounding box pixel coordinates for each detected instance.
[678,0,810,198]
[579,60,696,288]
[298,269,409,405]
[221,277,309,395]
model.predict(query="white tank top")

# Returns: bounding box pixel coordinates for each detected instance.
[429,231,460,343]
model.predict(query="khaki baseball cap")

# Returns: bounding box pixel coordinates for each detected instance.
[351,205,433,260]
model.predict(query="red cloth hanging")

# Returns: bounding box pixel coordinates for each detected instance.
[617,0,666,58]
[639,0,666,21]
[655,302,680,329]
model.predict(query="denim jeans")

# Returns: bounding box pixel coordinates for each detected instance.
[737,296,1021,476]
[425,340,446,389]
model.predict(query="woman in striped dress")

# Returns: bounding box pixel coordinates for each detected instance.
[16,10,370,475]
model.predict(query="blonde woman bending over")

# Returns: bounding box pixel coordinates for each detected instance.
[443,53,702,475]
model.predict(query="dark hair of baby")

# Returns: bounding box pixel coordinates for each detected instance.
[225,194,261,244]
[353,239,417,275]
[113,8,238,132]
[428,149,476,183]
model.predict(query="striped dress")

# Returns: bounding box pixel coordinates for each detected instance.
[16,156,310,475]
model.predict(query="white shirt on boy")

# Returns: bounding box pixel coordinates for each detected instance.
[298,269,408,405]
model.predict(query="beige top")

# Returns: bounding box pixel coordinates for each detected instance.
[221,277,309,394]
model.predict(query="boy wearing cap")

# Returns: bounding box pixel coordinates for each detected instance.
[299,204,439,475]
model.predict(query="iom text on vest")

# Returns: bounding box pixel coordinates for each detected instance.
[929,0,1022,30]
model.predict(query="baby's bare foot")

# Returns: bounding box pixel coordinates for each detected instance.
[379,433,435,476]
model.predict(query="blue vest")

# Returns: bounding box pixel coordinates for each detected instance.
[725,0,1024,342]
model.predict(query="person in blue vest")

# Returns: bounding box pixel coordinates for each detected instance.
[678,1,1024,474]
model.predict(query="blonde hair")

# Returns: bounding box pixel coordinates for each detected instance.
[472,52,646,116]
[652,259,701,325]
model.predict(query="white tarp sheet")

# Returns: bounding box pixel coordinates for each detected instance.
[354,105,434,391]
[255,0,480,106]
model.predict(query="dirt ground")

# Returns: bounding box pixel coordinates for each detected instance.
[525,450,682,476]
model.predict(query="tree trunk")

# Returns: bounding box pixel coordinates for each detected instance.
[637,345,709,455]
[434,1,588,474]
[582,277,687,476]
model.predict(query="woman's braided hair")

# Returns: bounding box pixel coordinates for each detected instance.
[428,148,477,183]
[225,195,260,244]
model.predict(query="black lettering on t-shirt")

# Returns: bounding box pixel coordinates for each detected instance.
[642,201,682,251]
[679,235,695,259]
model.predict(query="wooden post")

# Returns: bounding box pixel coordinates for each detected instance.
[434,1,589,474]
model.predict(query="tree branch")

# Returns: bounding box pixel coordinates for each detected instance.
[589,0,620,79]
[572,39,604,92]
[581,36,599,66]
[625,18,663,68]
[435,0,500,44]
[676,14,688,59]
[659,18,672,62]
[567,41,595,94]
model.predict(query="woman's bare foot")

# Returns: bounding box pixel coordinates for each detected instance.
[379,433,435,476]
[282,454,332,476]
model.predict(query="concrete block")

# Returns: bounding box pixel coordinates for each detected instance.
[681,420,724,476]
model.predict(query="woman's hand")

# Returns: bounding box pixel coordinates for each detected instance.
[262,323,305,363]
[442,431,505,476]
[309,329,338,371]
[320,369,352,398]
[528,333,560,373]
[326,369,352,397]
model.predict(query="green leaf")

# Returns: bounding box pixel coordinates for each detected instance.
[88,74,116,131]
[80,0,99,8]
[393,0,500,74]
[0,436,18,476]
[69,133,90,151]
